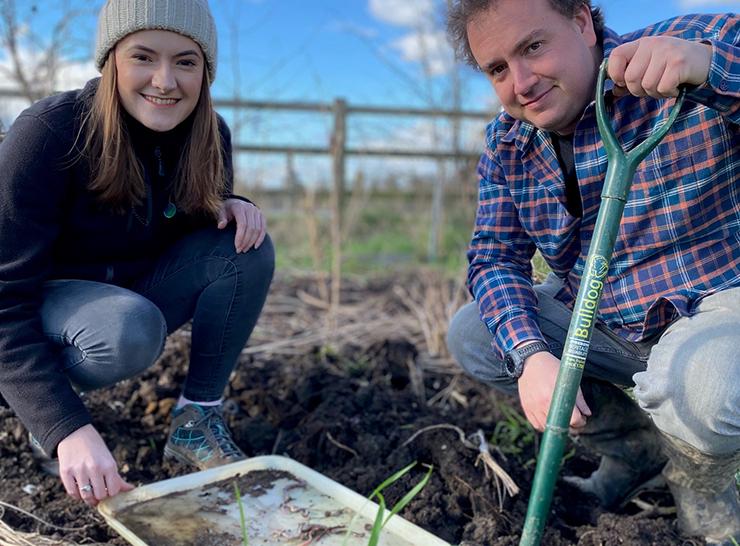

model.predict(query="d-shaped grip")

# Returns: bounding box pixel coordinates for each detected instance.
[595,59,686,169]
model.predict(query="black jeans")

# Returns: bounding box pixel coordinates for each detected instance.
[40,226,275,401]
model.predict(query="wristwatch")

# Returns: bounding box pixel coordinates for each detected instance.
[504,341,550,379]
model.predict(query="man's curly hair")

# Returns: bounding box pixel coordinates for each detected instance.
[447,0,604,68]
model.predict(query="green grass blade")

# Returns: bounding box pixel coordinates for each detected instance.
[368,460,417,499]
[367,493,387,546]
[233,481,249,546]
[343,461,433,546]
[382,464,433,527]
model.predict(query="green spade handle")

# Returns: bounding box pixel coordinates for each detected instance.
[519,60,686,546]
[595,59,687,201]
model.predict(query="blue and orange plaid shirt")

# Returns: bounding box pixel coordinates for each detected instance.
[468,14,740,357]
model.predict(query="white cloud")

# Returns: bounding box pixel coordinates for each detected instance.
[54,60,98,90]
[0,47,97,125]
[368,0,436,27]
[392,29,454,76]
[0,50,97,91]
[363,116,490,155]
[342,117,489,186]
[0,96,33,132]
[367,0,456,78]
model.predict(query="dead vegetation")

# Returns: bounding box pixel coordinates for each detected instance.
[0,272,681,546]
[1,270,481,546]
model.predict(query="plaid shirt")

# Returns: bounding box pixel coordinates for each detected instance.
[468,14,740,357]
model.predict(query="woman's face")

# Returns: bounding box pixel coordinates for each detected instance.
[114,30,205,132]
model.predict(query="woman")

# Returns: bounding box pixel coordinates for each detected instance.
[0,0,274,507]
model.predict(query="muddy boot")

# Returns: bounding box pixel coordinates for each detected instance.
[661,433,740,545]
[562,380,667,510]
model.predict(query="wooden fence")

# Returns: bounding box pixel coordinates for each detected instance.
[0,89,493,306]
[0,89,492,178]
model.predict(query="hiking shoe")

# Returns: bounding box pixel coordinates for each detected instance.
[29,433,60,477]
[163,403,246,470]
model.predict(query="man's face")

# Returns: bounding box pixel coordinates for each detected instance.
[467,0,598,134]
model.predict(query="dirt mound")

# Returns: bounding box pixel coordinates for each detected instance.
[0,275,684,545]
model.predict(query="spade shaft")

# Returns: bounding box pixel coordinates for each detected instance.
[519,60,685,546]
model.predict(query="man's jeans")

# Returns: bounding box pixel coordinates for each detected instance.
[447,274,740,456]
[40,227,274,402]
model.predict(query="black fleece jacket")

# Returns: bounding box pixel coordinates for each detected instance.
[0,79,244,455]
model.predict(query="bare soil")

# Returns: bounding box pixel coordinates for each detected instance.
[0,275,693,545]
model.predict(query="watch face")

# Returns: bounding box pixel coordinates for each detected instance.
[504,353,520,377]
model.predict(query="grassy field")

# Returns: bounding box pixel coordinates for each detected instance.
[257,186,479,277]
[255,185,552,283]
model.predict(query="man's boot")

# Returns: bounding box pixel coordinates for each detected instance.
[660,432,740,545]
[563,380,667,509]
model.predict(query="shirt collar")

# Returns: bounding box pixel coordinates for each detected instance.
[602,25,623,60]
[501,118,535,151]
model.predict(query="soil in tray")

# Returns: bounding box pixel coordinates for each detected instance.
[114,469,413,546]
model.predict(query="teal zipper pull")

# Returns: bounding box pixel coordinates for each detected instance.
[163,201,176,219]
[155,146,175,218]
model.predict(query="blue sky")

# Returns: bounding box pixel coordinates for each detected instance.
[2,0,738,108]
[207,0,740,107]
[1,0,738,187]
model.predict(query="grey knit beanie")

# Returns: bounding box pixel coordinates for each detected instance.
[95,0,217,83]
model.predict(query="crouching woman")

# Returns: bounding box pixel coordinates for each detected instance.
[0,0,274,506]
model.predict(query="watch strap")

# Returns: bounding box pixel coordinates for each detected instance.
[504,341,550,378]
[516,341,550,361]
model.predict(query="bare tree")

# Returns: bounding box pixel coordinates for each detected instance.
[350,0,492,261]
[0,0,89,103]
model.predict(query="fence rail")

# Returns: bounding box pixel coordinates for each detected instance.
[213,96,490,118]
[0,88,493,307]
[0,89,492,161]
[213,97,491,160]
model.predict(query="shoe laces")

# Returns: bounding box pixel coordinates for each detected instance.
[187,406,242,459]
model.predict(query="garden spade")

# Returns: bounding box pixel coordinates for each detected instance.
[519,60,686,546]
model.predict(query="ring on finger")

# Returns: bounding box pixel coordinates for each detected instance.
[79,484,93,493]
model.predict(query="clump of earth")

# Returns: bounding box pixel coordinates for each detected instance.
[0,275,686,545]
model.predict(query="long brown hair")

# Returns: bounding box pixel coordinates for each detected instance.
[82,52,225,216]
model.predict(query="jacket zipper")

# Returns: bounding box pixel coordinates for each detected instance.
[156,146,177,218]
[154,146,164,176]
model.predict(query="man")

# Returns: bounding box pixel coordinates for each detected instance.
[445,0,739,543]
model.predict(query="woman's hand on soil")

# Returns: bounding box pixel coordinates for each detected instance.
[57,424,134,507]
[517,352,591,432]
[217,198,267,252]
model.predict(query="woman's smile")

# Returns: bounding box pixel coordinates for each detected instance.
[141,94,180,106]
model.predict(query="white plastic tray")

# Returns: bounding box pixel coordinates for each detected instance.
[98,455,452,546]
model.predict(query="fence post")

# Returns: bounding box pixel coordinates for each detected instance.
[330,98,347,311]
